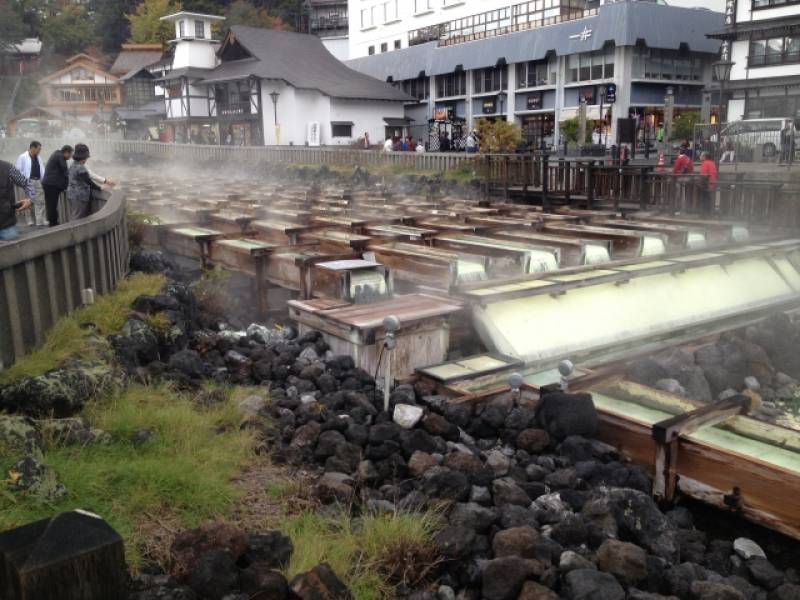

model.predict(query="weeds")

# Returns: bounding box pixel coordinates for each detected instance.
[190,266,235,322]
[282,508,442,600]
[0,273,165,384]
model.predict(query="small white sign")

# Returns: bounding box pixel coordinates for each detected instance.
[569,27,593,42]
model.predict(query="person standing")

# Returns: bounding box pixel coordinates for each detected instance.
[698,151,718,216]
[66,144,103,221]
[15,141,46,226]
[0,159,35,241]
[41,145,73,227]
[672,147,694,175]
[466,131,478,153]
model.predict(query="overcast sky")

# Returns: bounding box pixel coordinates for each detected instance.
[667,0,725,11]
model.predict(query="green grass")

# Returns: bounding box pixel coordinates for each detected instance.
[266,480,302,500]
[282,509,442,600]
[0,382,255,568]
[0,272,165,384]
[444,162,481,185]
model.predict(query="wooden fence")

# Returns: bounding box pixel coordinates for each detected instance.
[0,189,129,368]
[0,138,475,172]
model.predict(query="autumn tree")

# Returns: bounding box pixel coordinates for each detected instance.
[225,0,289,30]
[475,118,523,154]
[127,0,181,46]
[91,0,139,51]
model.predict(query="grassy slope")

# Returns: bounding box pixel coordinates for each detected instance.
[0,383,255,568]
[0,272,165,384]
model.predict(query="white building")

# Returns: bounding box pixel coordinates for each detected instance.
[708,0,800,122]
[348,0,722,149]
[158,12,408,146]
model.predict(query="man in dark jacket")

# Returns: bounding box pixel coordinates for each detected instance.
[0,160,35,241]
[41,145,73,227]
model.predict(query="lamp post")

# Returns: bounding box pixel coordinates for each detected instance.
[663,86,674,151]
[269,90,280,145]
[497,90,507,122]
[712,60,734,164]
[598,86,607,147]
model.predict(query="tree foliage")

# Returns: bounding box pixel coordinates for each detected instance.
[0,0,27,52]
[559,117,595,144]
[672,110,701,142]
[41,4,94,56]
[225,0,289,30]
[91,0,138,51]
[127,0,180,46]
[475,118,523,154]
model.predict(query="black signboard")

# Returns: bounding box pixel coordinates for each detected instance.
[526,92,542,110]
[578,86,595,105]
[605,83,617,104]
[482,98,496,114]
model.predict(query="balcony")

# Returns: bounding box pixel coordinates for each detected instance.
[218,102,255,117]
[310,16,349,35]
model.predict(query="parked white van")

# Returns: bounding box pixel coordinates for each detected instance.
[721,118,793,159]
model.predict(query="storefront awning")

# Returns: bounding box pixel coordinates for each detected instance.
[331,120,354,126]
[384,117,415,126]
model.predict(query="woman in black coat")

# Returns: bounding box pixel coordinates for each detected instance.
[41,145,73,226]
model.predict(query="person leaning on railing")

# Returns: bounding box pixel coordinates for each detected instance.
[41,145,73,227]
[66,144,114,221]
[0,159,35,241]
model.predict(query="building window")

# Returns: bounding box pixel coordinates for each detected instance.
[568,49,614,83]
[436,71,466,97]
[360,8,372,28]
[745,94,800,119]
[71,68,93,81]
[753,0,800,8]
[473,66,508,94]
[383,0,398,22]
[749,35,800,67]
[331,122,353,137]
[368,45,375,55]
[516,59,555,88]
[194,20,205,38]
[415,0,433,13]
[167,81,182,98]
[632,47,702,81]
[179,20,185,37]
[394,39,401,49]
[380,42,388,52]
[402,76,430,100]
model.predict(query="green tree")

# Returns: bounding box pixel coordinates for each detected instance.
[559,117,595,144]
[91,0,138,51]
[41,4,93,55]
[253,0,300,30]
[475,118,523,154]
[127,0,180,46]
[225,0,289,30]
[0,0,27,52]
[672,110,700,142]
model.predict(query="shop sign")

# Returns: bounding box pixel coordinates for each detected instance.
[482,98,496,114]
[434,105,452,121]
[527,92,542,110]
[605,83,616,104]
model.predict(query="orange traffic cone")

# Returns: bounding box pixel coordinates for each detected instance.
[656,152,665,172]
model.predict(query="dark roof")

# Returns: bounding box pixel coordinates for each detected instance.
[347,1,723,82]
[205,26,409,101]
[707,14,800,40]
[110,47,164,77]
[114,100,166,121]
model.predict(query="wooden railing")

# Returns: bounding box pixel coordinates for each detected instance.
[0,189,129,368]
[0,138,476,173]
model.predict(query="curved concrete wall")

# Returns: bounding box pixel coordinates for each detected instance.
[0,189,129,369]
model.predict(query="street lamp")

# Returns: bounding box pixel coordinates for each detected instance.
[497,90,507,121]
[269,90,280,145]
[712,60,734,162]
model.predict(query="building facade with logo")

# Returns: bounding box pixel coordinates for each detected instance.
[707,0,800,122]
[347,0,723,149]
[157,12,408,146]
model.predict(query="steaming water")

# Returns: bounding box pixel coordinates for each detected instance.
[686,231,707,250]
[349,270,388,303]
[582,244,611,265]
[456,259,488,283]
[640,236,667,257]
[732,225,750,242]
[526,250,559,274]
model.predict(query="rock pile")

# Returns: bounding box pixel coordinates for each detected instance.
[627,315,800,428]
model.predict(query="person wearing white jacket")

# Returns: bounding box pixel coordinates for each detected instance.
[15,141,46,226]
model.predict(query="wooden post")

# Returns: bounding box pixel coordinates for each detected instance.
[586,162,595,210]
[639,167,649,210]
[254,254,269,320]
[542,154,551,212]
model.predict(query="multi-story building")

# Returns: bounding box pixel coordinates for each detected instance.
[348,0,723,149]
[304,0,350,60]
[157,11,408,146]
[349,0,600,59]
[707,0,800,122]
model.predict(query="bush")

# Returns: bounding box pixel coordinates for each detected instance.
[560,117,596,144]
[672,111,701,142]
[476,118,523,153]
